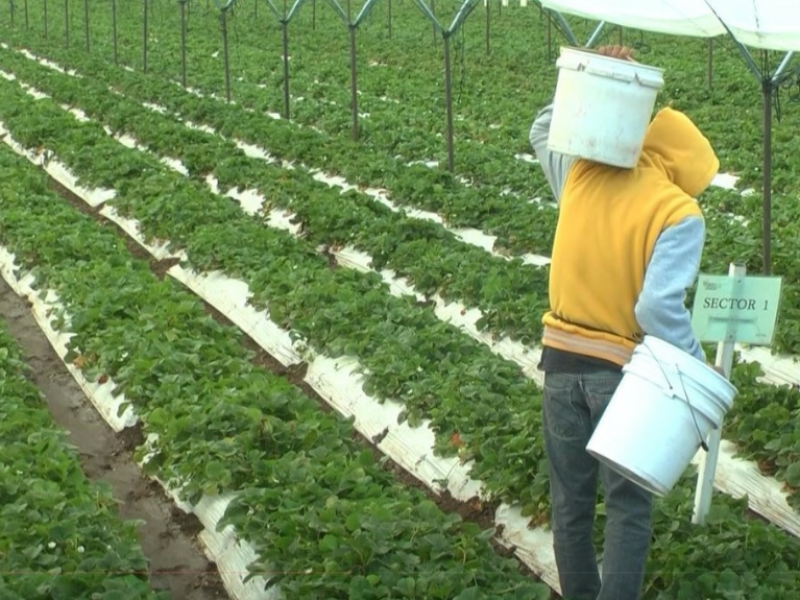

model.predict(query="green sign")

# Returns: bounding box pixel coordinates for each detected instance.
[691,274,783,345]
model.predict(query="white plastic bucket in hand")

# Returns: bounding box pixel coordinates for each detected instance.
[547,46,665,169]
[586,335,737,497]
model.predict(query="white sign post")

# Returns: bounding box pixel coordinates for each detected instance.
[690,263,782,525]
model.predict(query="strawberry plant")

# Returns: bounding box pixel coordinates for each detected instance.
[0,318,165,600]
[4,8,800,597]
[0,143,550,600]
[0,71,551,513]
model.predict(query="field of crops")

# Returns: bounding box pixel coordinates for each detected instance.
[3,1,800,599]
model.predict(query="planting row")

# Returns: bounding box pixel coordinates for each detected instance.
[5,98,800,600]
[11,0,559,195]
[3,26,785,311]
[0,31,782,286]
[0,63,556,513]
[0,317,165,599]
[0,40,773,351]
[0,142,552,600]
[30,0,797,198]
[5,41,800,522]
[6,44,800,596]
[4,51,793,532]
[0,44,551,344]
[0,29,562,258]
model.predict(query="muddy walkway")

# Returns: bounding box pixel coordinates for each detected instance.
[0,278,228,600]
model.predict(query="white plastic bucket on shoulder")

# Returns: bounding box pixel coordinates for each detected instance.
[547,46,665,169]
[586,335,737,497]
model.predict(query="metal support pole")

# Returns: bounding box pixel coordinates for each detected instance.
[349,25,359,139]
[221,10,231,102]
[773,51,795,81]
[763,51,794,273]
[762,78,772,275]
[83,0,89,51]
[43,0,48,39]
[549,9,578,46]
[24,0,28,29]
[180,1,187,87]
[546,12,551,62]
[706,11,792,274]
[143,0,148,73]
[485,1,489,55]
[347,0,358,140]
[730,38,763,81]
[387,0,391,38]
[707,39,713,90]
[443,33,454,171]
[585,21,605,48]
[64,0,69,47]
[692,263,744,525]
[758,49,794,276]
[111,0,117,64]
[281,17,290,119]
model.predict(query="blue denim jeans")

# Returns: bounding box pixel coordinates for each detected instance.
[542,370,653,600]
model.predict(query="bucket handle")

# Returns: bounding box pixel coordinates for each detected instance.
[640,341,710,452]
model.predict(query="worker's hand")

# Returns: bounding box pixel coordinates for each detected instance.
[596,45,637,62]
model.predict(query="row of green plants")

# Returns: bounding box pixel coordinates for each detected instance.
[0,13,577,258]
[4,37,800,511]
[0,38,771,348]
[3,75,800,600]
[8,18,791,300]
[0,44,551,344]
[0,143,551,600]
[0,23,783,279]
[0,67,553,517]
[29,0,800,195]
[0,313,164,599]
[3,36,800,512]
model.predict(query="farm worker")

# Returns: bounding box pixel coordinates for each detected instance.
[529,45,720,600]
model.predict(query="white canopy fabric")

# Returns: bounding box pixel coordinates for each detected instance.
[540,0,800,53]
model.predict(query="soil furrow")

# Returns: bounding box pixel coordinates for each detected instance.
[0,278,228,600]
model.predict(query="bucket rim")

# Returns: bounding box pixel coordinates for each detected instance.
[557,45,665,76]
[622,361,733,423]
[637,335,738,394]
[556,46,665,89]
[624,356,739,401]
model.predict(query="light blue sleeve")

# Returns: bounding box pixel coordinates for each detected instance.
[634,216,706,362]
[529,103,577,204]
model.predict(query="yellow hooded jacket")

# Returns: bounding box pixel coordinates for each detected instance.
[530,106,719,367]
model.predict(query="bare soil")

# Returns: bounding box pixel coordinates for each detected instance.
[0,278,228,600]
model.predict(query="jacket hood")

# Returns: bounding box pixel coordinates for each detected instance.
[640,107,720,198]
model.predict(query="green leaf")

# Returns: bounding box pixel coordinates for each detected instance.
[344,513,360,533]
[204,460,228,484]
[396,576,416,597]
[319,534,339,553]
[784,462,800,487]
